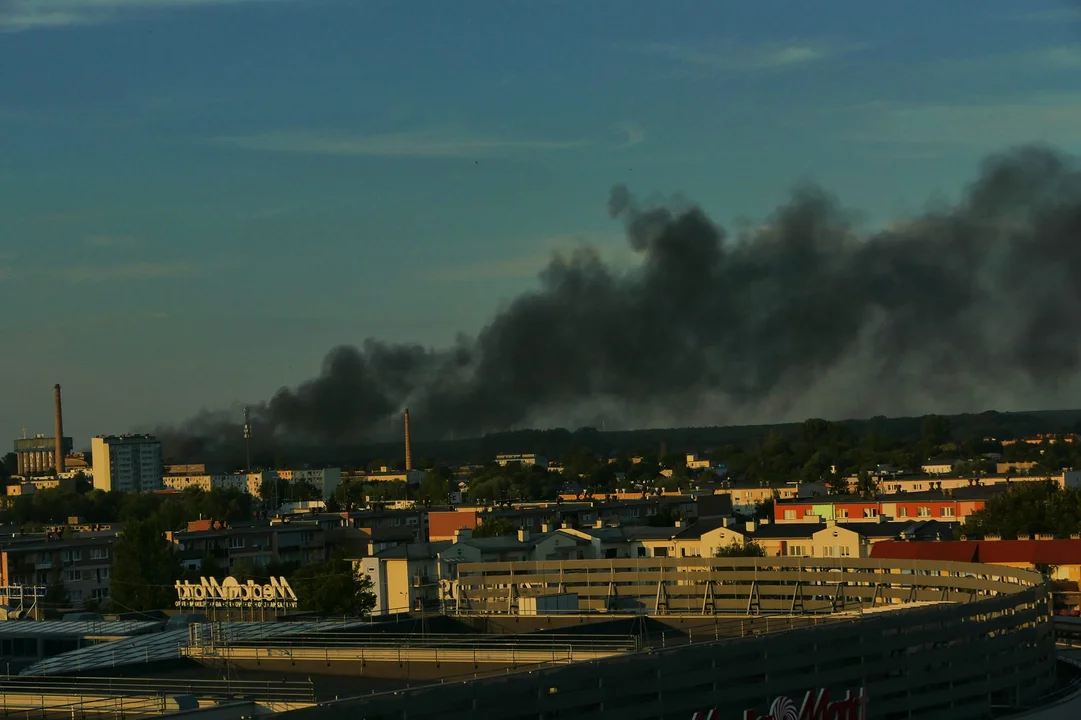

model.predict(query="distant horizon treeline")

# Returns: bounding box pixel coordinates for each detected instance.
[160,408,1081,472]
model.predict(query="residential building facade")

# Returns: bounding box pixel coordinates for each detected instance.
[91,435,163,492]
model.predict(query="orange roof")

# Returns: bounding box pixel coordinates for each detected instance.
[428,510,478,539]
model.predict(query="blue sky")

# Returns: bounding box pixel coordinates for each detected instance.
[2,0,1080,446]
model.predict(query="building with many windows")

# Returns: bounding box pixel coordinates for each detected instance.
[13,435,73,476]
[0,530,116,608]
[90,435,163,492]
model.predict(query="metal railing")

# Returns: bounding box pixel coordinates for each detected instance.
[208,631,637,653]
[0,691,169,718]
[0,676,315,704]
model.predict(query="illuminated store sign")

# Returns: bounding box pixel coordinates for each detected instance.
[691,687,868,720]
[174,576,297,609]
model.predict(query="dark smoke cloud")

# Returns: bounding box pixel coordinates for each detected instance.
[160,145,1081,456]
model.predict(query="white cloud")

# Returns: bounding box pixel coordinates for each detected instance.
[617,122,645,149]
[635,40,864,73]
[0,0,287,31]
[212,129,591,159]
[850,94,1081,150]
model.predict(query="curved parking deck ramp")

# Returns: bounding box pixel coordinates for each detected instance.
[0,675,315,718]
[182,631,636,674]
[19,620,369,676]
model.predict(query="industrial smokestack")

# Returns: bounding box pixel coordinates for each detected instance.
[403,408,412,471]
[53,384,65,476]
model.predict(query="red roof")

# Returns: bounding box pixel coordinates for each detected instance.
[870,540,979,563]
[977,539,1081,565]
[870,538,1081,565]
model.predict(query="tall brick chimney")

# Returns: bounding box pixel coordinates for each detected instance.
[404,408,412,471]
[53,384,66,475]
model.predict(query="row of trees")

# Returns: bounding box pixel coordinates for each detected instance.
[963,481,1081,539]
[109,517,375,614]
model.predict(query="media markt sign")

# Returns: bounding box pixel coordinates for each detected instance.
[174,576,298,609]
[691,687,868,720]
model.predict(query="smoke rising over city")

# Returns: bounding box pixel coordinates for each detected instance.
[162,145,1081,457]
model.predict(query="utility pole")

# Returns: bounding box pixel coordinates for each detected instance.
[243,406,252,472]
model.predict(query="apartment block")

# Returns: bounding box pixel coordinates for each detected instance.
[91,435,163,492]
[167,518,327,572]
[276,468,341,499]
[0,531,116,608]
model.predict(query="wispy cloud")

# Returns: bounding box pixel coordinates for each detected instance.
[936,45,1081,74]
[849,94,1081,150]
[427,233,635,283]
[634,40,864,74]
[52,262,193,283]
[212,129,591,159]
[617,122,646,149]
[0,0,286,32]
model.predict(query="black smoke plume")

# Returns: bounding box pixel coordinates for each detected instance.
[160,145,1081,461]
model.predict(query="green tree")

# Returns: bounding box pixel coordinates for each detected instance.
[715,542,766,557]
[45,578,70,608]
[825,472,850,495]
[0,452,16,486]
[855,471,878,498]
[965,481,1080,539]
[111,518,182,611]
[417,474,450,505]
[473,516,514,537]
[290,556,375,616]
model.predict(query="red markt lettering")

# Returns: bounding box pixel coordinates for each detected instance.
[689,687,869,720]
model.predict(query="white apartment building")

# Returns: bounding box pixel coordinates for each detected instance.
[495,454,546,468]
[164,473,251,493]
[91,435,163,492]
[276,468,341,499]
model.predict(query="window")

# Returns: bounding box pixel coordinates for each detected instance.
[229,537,245,549]
[66,570,82,582]
[822,546,834,557]
[840,546,851,557]
[90,548,109,560]
[839,509,849,518]
[863,508,877,518]
[804,509,815,516]
[899,507,908,518]
[942,507,955,517]
[91,588,109,600]
[784,510,796,520]
[917,507,931,517]
[97,568,109,581]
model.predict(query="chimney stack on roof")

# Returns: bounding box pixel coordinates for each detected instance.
[53,384,65,476]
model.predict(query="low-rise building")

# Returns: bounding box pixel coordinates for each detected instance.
[0,529,117,608]
[921,460,960,475]
[774,486,1006,525]
[276,468,341,499]
[495,454,546,468]
[167,518,327,571]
